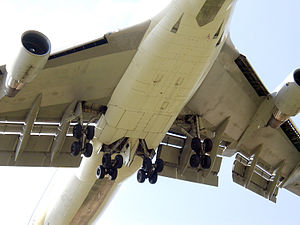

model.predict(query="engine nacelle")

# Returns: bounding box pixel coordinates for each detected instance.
[268,69,300,128]
[5,30,51,97]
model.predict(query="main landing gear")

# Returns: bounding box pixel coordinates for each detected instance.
[137,157,164,184]
[95,138,128,181]
[70,124,95,158]
[135,140,164,184]
[189,137,213,169]
[96,153,124,180]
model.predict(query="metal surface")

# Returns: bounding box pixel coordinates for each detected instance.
[50,101,76,161]
[4,31,51,97]
[15,94,42,160]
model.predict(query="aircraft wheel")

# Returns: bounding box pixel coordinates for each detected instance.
[71,141,81,156]
[201,155,211,169]
[203,138,213,153]
[83,143,93,157]
[109,168,118,180]
[102,153,112,169]
[73,124,83,139]
[96,165,105,179]
[86,126,95,140]
[191,137,202,154]
[190,154,200,168]
[114,154,123,169]
[137,169,146,183]
[155,158,164,173]
[142,157,152,172]
[149,172,158,184]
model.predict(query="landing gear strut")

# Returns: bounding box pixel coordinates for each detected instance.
[134,140,165,184]
[96,153,124,180]
[70,123,95,158]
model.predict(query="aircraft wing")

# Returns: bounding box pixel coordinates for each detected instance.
[0,21,150,167]
[158,37,300,202]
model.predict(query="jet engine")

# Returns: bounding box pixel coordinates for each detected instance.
[268,69,300,128]
[5,30,51,97]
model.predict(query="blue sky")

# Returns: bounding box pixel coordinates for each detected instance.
[1,0,300,225]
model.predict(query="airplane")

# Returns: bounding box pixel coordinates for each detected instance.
[0,0,300,224]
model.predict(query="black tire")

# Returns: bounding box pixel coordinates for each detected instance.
[96,165,105,179]
[114,154,123,169]
[137,169,146,183]
[86,126,95,140]
[73,124,83,139]
[142,157,152,172]
[109,168,118,180]
[71,141,81,156]
[191,137,202,153]
[201,155,211,169]
[155,158,164,173]
[149,172,158,184]
[83,143,93,157]
[203,138,213,153]
[190,154,200,168]
[102,153,112,169]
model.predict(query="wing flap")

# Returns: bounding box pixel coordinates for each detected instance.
[0,132,81,167]
[232,153,278,203]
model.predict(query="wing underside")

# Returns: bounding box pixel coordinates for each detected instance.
[157,37,300,201]
[0,21,150,168]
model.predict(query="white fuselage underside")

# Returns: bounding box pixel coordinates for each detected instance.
[96,0,234,149]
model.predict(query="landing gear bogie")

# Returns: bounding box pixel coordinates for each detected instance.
[71,123,95,158]
[136,156,164,184]
[189,136,213,170]
[97,153,124,181]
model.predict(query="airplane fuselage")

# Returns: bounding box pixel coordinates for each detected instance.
[96,0,235,149]
[31,0,237,224]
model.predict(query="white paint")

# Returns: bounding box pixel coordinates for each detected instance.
[97,0,236,149]
[29,0,238,224]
